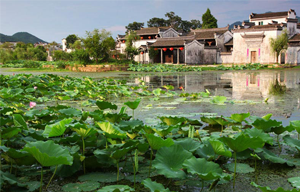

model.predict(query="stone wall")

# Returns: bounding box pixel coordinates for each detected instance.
[65,64,128,72]
[286,46,300,65]
[218,52,233,64]
[185,40,204,64]
[203,48,217,64]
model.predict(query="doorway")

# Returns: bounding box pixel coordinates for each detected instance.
[251,51,257,63]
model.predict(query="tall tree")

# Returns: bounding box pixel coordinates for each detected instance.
[125,31,140,60]
[270,30,288,63]
[125,22,144,33]
[165,11,182,29]
[147,17,168,27]
[82,29,114,64]
[202,8,218,29]
[66,34,78,48]
[190,19,202,29]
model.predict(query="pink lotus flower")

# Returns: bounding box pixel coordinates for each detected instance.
[13,73,15,76]
[34,86,37,90]
[29,102,36,108]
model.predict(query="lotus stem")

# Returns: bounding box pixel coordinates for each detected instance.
[132,110,135,119]
[130,155,136,189]
[277,135,281,153]
[221,125,223,136]
[255,158,257,183]
[298,133,299,140]
[46,165,58,189]
[82,136,86,174]
[148,148,153,177]
[10,161,13,173]
[200,180,204,192]
[117,161,119,182]
[40,166,43,192]
[233,151,237,188]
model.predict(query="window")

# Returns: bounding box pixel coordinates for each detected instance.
[259,21,263,25]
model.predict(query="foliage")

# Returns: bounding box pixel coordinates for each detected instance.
[202,8,218,29]
[82,29,115,63]
[270,30,288,63]
[125,22,144,33]
[66,34,78,49]
[125,31,140,60]
[149,47,159,61]
[147,17,169,27]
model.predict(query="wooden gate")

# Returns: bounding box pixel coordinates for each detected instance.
[251,51,257,63]
[164,50,173,63]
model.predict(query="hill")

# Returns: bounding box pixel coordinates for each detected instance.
[0,32,47,44]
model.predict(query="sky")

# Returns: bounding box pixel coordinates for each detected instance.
[0,0,300,43]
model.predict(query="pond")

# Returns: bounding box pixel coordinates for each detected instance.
[1,68,300,192]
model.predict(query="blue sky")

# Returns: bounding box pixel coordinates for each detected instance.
[0,0,299,43]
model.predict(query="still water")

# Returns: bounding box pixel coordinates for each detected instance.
[1,68,300,125]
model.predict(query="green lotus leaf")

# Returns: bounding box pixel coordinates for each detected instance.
[54,156,81,178]
[93,149,114,166]
[183,157,222,180]
[288,177,300,189]
[111,147,133,161]
[78,172,119,183]
[230,112,250,123]
[13,114,28,130]
[0,171,26,189]
[174,138,201,152]
[213,117,230,126]
[153,88,162,96]
[270,125,294,135]
[220,133,265,152]
[195,141,216,161]
[262,114,273,120]
[73,127,97,138]
[283,135,300,152]
[251,182,299,192]
[142,178,171,192]
[159,116,187,126]
[97,185,134,192]
[22,140,73,167]
[59,108,82,117]
[96,122,126,139]
[0,146,36,166]
[62,181,100,192]
[124,98,141,110]
[209,139,232,157]
[254,148,288,165]
[42,118,73,138]
[200,116,218,125]
[2,127,21,139]
[211,96,227,105]
[145,134,174,150]
[244,128,274,145]
[252,118,282,132]
[96,100,117,110]
[153,144,193,179]
[152,124,176,137]
[25,109,51,118]
[225,163,254,173]
[290,120,300,134]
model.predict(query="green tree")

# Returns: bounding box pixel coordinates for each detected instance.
[71,40,82,50]
[147,17,169,27]
[202,8,218,29]
[190,19,202,29]
[125,22,144,33]
[73,49,90,65]
[270,30,288,63]
[125,31,140,60]
[82,29,115,64]
[165,11,182,30]
[66,34,78,49]
[149,47,159,62]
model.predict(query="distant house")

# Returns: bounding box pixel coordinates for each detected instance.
[231,9,299,64]
[62,38,72,53]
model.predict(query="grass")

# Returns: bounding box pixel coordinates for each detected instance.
[5,68,70,72]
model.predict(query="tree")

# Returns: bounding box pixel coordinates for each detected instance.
[66,34,78,49]
[178,20,193,33]
[82,29,115,64]
[72,40,82,50]
[73,49,90,65]
[147,17,168,27]
[149,47,159,62]
[202,8,218,29]
[190,19,202,29]
[125,31,140,60]
[165,11,182,30]
[270,30,288,63]
[125,22,144,33]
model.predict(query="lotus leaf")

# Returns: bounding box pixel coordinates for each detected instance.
[2,127,21,139]
[220,133,265,152]
[290,120,300,134]
[283,135,300,152]
[252,118,282,132]
[251,182,299,192]
[59,108,82,117]
[288,177,300,189]
[209,139,232,157]
[270,125,294,135]
[152,124,176,137]
[124,98,141,110]
[183,157,223,180]
[42,118,73,138]
[62,181,100,192]
[244,128,274,145]
[13,114,28,130]
[145,134,174,150]
[230,112,250,123]
[211,96,227,105]
[225,163,254,173]
[153,88,162,96]
[200,116,218,125]
[153,144,193,179]
[174,138,201,152]
[22,140,73,167]
[78,172,119,183]
[195,141,216,161]
[96,122,126,139]
[97,185,134,192]
[142,178,171,192]
[96,100,117,110]
[159,116,187,126]
[254,148,292,166]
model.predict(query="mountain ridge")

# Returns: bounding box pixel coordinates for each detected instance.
[0,32,47,44]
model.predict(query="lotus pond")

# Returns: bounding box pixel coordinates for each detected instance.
[1,68,300,192]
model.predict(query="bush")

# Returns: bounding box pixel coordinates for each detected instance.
[23,60,42,68]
